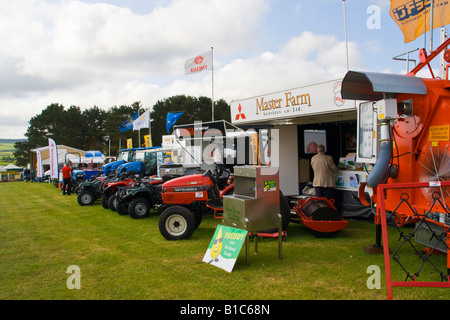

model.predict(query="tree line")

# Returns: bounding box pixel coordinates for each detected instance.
[14,95,231,166]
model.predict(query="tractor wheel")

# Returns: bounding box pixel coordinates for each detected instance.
[128,197,150,219]
[77,190,96,206]
[108,195,119,212]
[159,206,196,240]
[194,214,202,229]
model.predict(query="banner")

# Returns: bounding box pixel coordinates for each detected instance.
[203,225,248,273]
[119,111,139,132]
[166,112,184,133]
[133,109,150,131]
[36,149,43,178]
[48,138,58,179]
[390,0,450,43]
[144,134,152,148]
[185,50,213,75]
[127,138,133,149]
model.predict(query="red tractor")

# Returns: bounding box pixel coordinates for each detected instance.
[158,165,291,240]
[158,166,231,240]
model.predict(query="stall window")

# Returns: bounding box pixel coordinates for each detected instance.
[304,129,327,154]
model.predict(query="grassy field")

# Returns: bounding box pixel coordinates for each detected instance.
[0,140,17,166]
[0,181,449,301]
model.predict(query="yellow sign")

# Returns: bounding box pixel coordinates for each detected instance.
[127,138,133,149]
[144,135,152,148]
[429,125,449,141]
[390,0,450,43]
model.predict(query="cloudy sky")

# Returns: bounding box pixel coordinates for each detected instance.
[1,0,447,139]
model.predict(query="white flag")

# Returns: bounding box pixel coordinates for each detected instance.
[133,109,150,131]
[185,50,213,75]
[36,149,43,178]
[48,138,59,179]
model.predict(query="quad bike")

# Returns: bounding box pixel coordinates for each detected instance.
[114,175,168,219]
[76,161,144,206]
[76,176,111,206]
[101,176,137,211]
[158,164,291,241]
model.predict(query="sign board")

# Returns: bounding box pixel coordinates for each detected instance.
[203,225,248,273]
[174,120,227,138]
[162,135,176,148]
[429,125,449,142]
[230,79,356,125]
[127,138,133,149]
[144,134,152,148]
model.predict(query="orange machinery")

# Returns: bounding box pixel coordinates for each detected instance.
[341,38,450,295]
[342,37,450,227]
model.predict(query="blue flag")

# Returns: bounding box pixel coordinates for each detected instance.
[119,111,139,132]
[166,112,184,133]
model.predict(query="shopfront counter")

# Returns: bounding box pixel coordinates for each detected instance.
[335,170,372,195]
[334,170,374,220]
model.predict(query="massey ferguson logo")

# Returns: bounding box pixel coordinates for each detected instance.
[194,55,204,64]
[391,0,431,21]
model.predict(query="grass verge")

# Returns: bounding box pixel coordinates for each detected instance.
[0,181,449,300]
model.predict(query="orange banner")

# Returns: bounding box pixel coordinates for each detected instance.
[390,0,450,43]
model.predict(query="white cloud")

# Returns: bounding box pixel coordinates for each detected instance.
[216,31,363,101]
[0,0,366,139]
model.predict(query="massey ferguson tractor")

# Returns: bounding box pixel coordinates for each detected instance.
[341,37,450,298]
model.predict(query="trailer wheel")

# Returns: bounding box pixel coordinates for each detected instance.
[77,190,96,206]
[129,197,150,219]
[159,206,196,240]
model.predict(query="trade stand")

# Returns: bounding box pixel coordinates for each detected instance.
[229,78,371,220]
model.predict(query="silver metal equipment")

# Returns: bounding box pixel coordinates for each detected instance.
[222,165,282,264]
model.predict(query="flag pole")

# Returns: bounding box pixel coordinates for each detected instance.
[430,0,434,52]
[149,112,152,147]
[137,109,141,147]
[342,0,349,71]
[211,46,215,121]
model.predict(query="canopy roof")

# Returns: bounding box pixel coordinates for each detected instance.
[341,70,427,101]
[0,163,23,172]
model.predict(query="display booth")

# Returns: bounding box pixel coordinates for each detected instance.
[229,78,372,219]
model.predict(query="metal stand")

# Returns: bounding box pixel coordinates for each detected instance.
[245,214,283,265]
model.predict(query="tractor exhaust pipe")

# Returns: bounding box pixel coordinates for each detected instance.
[366,121,393,188]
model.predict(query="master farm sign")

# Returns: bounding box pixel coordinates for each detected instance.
[230,79,355,124]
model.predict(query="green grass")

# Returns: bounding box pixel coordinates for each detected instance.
[0,141,16,166]
[0,181,449,300]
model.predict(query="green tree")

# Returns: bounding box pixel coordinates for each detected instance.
[14,97,231,165]
[103,102,142,156]
[149,95,230,146]
[82,106,107,151]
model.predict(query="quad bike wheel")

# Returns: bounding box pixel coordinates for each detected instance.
[108,194,119,212]
[77,190,96,206]
[159,206,196,240]
[128,197,150,219]
[101,196,109,209]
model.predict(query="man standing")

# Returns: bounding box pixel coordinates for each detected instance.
[62,162,72,195]
[310,145,338,200]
